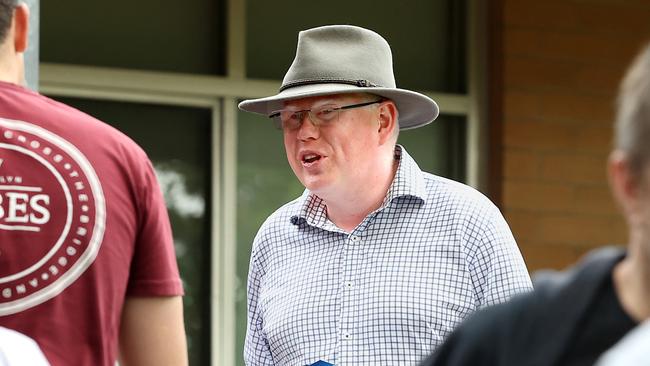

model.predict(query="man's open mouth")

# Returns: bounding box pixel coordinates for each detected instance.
[302,153,322,164]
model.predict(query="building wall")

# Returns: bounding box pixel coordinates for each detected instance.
[498,0,650,270]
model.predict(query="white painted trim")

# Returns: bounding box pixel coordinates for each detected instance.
[210,97,238,366]
[40,63,279,102]
[39,84,218,108]
[39,63,470,116]
[210,102,224,366]
[218,98,239,366]
[218,0,245,363]
[423,92,469,116]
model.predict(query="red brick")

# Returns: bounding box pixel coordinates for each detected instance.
[504,209,539,243]
[519,242,582,271]
[504,57,627,95]
[504,120,614,154]
[504,0,650,36]
[503,181,575,212]
[534,214,626,246]
[537,92,615,125]
[504,28,645,69]
[574,124,614,153]
[573,184,620,216]
[498,0,644,271]
[539,152,608,184]
[504,148,542,180]
[504,91,542,120]
[504,120,576,151]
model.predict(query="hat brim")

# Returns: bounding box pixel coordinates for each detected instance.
[238,83,439,130]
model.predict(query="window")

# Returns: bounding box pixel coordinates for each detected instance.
[39,1,481,364]
[54,97,213,366]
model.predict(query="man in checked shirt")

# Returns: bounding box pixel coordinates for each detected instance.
[238,25,532,366]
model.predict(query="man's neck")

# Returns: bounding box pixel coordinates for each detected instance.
[0,46,24,85]
[613,241,650,322]
[320,150,399,232]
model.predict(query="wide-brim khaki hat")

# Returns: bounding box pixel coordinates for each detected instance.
[238,25,439,130]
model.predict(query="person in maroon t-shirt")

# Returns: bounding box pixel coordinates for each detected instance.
[0,2,187,365]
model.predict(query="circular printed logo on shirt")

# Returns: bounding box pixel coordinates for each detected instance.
[0,118,105,315]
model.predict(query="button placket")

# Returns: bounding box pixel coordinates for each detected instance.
[341,232,362,355]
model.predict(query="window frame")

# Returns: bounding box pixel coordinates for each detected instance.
[38,0,486,364]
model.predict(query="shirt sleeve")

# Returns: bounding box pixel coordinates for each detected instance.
[244,248,275,366]
[463,201,532,307]
[126,157,183,296]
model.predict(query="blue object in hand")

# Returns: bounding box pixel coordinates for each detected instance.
[310,361,334,366]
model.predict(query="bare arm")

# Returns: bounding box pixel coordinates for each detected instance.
[119,296,188,366]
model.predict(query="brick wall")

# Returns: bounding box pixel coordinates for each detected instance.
[498,0,650,270]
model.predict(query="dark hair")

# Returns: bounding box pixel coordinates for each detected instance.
[615,43,650,175]
[0,0,18,43]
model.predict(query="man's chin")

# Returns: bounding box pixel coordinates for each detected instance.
[301,178,331,195]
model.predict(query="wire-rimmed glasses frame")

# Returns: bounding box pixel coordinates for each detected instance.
[268,99,385,131]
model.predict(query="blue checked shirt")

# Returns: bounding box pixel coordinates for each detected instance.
[245,146,532,366]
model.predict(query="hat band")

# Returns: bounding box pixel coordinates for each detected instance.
[279,78,381,92]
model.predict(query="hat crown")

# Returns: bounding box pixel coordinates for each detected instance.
[282,25,397,90]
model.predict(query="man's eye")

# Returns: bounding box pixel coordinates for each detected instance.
[284,112,301,121]
[317,108,337,120]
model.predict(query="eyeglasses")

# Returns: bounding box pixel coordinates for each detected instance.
[269,99,384,131]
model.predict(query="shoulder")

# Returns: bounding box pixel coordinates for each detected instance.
[419,173,511,249]
[421,173,500,218]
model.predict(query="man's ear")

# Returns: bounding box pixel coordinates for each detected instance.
[377,100,398,144]
[608,150,639,215]
[13,3,29,53]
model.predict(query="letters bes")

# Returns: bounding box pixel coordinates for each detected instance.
[0,188,51,229]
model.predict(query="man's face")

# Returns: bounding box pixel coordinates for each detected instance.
[611,154,650,260]
[632,165,650,247]
[280,93,384,198]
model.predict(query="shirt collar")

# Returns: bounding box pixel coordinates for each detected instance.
[291,145,427,228]
[383,144,427,207]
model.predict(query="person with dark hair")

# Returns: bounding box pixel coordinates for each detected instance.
[238,24,532,365]
[0,0,16,43]
[0,3,187,365]
[421,43,650,366]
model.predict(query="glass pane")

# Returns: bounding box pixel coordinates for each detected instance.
[50,96,212,366]
[41,0,225,75]
[246,0,466,93]
[398,115,467,182]
[235,110,304,366]
[235,112,465,365]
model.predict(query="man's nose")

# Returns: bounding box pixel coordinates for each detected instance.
[296,112,320,140]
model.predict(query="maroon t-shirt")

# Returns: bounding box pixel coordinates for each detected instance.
[0,81,183,365]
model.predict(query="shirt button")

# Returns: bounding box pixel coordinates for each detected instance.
[345,281,353,288]
[343,332,352,340]
[350,235,360,243]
